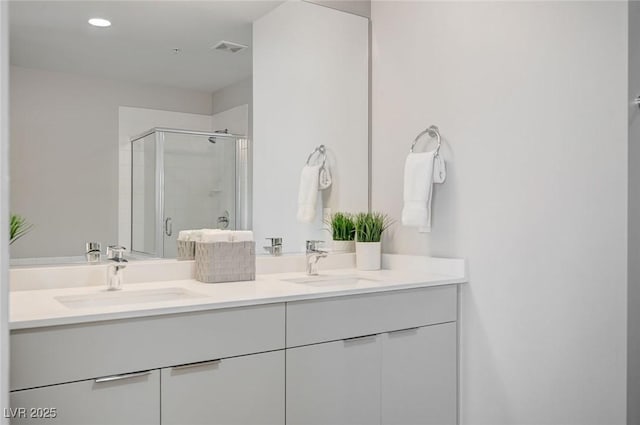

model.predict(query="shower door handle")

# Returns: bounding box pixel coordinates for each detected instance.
[165,217,172,237]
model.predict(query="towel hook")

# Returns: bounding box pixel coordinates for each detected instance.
[410,125,441,155]
[306,144,327,166]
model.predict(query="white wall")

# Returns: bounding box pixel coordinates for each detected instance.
[0,1,9,421]
[9,67,212,258]
[253,0,369,253]
[371,2,627,424]
[629,2,640,423]
[212,78,252,116]
[118,107,213,250]
[307,0,371,18]
[211,104,248,137]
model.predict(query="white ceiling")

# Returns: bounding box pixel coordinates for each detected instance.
[9,1,283,93]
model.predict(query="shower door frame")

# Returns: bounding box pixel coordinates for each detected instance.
[130,127,252,258]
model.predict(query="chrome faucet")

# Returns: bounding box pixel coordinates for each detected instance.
[306,240,328,276]
[264,237,283,256]
[85,241,101,263]
[106,245,128,291]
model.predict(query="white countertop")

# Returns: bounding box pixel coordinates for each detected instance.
[10,255,467,330]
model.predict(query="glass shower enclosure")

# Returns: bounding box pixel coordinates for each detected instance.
[130,128,250,258]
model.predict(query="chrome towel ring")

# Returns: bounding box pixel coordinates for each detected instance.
[410,125,441,155]
[306,144,327,166]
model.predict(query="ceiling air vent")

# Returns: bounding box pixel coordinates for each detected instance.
[212,41,249,54]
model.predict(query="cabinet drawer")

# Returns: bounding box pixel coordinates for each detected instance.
[286,286,456,347]
[287,336,381,425]
[10,370,160,425]
[162,350,284,425]
[11,303,285,390]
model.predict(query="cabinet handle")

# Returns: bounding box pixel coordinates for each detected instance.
[95,370,151,383]
[388,327,420,336]
[343,334,378,344]
[172,359,222,371]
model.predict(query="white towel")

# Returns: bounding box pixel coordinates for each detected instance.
[201,230,231,243]
[402,151,436,231]
[189,229,215,242]
[177,230,192,241]
[231,231,254,242]
[319,164,332,190]
[297,164,321,223]
[433,154,446,184]
[187,230,203,242]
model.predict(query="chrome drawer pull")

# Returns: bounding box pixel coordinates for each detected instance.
[389,327,420,336]
[172,359,222,371]
[95,370,151,383]
[343,334,378,344]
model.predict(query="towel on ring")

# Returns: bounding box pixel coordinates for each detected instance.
[402,151,436,231]
[297,164,321,223]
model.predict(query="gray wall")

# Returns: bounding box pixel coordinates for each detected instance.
[372,1,627,423]
[630,2,640,423]
[9,66,213,258]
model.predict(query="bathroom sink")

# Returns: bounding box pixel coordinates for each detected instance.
[56,287,205,309]
[283,275,377,286]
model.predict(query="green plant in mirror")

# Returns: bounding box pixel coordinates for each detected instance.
[10,214,33,245]
[354,212,393,243]
[326,212,356,241]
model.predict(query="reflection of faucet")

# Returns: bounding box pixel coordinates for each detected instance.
[85,241,101,263]
[264,237,283,256]
[106,245,128,291]
[306,240,328,276]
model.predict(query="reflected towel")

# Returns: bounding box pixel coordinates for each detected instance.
[178,230,193,241]
[201,230,231,243]
[297,164,321,223]
[231,231,254,242]
[402,151,436,231]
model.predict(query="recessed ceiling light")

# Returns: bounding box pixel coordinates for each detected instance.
[88,18,111,28]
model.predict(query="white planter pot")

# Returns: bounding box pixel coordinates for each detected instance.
[332,240,355,253]
[356,241,381,271]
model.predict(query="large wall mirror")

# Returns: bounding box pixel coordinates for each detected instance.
[8,0,369,264]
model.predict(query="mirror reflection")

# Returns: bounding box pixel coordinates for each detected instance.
[9,0,370,264]
[9,1,276,263]
[131,128,249,258]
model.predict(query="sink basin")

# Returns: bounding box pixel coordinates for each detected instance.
[56,287,205,309]
[283,275,377,286]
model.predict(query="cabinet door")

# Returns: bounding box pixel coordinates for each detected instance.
[381,322,457,425]
[161,350,284,425]
[286,335,381,425]
[9,370,160,425]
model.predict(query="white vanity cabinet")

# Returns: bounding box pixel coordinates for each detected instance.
[287,335,382,425]
[381,322,457,425]
[9,370,160,425]
[161,350,285,425]
[285,286,458,425]
[9,284,461,425]
[9,303,285,425]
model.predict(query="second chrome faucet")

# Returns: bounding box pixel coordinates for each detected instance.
[306,240,328,276]
[106,245,128,291]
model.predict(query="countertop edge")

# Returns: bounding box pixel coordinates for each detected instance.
[10,277,466,330]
